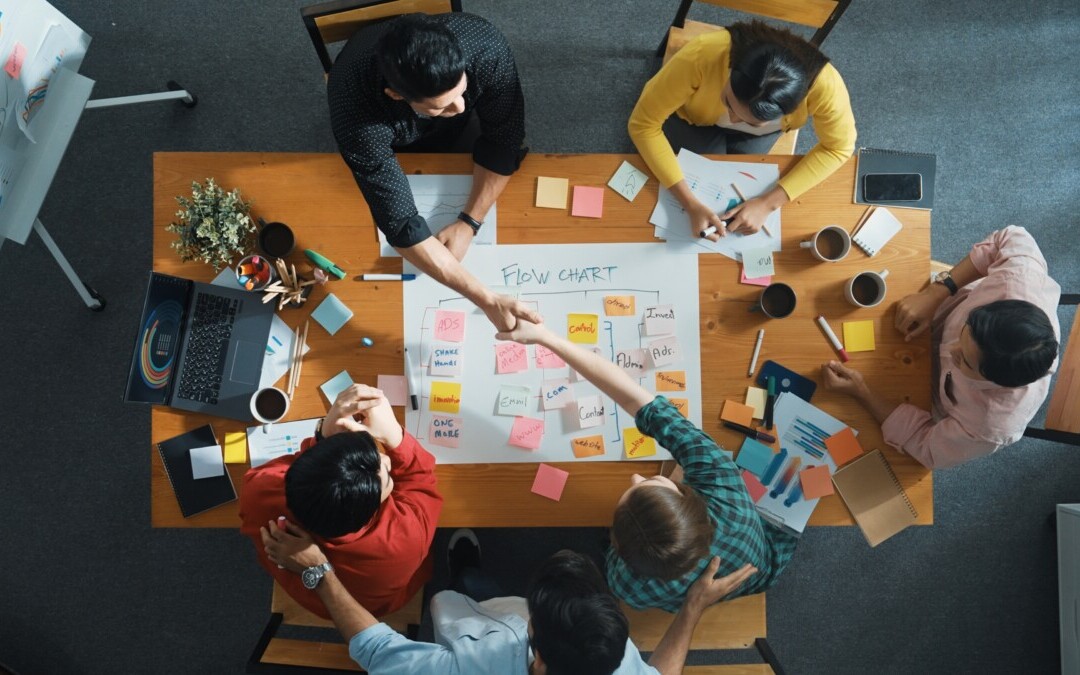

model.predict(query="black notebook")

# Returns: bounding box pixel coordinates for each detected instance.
[854,147,937,211]
[157,424,237,517]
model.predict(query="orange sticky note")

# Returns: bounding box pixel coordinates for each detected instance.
[571,186,604,218]
[429,381,462,414]
[567,313,599,344]
[655,371,687,392]
[623,427,657,458]
[741,470,767,503]
[799,465,834,499]
[667,397,689,417]
[720,400,755,428]
[536,176,569,209]
[531,463,569,501]
[571,434,605,458]
[824,427,864,466]
[603,295,636,316]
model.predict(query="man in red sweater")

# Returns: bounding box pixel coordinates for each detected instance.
[239,384,442,618]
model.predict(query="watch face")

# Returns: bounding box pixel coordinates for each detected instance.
[302,567,319,590]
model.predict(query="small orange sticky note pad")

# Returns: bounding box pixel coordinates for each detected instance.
[667,397,689,417]
[655,371,687,392]
[824,427,864,466]
[571,434,605,458]
[604,295,636,316]
[531,463,569,501]
[429,381,462,414]
[567,313,599,344]
[623,427,657,458]
[720,400,755,428]
[799,465,834,499]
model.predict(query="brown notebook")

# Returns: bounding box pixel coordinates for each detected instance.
[831,449,918,547]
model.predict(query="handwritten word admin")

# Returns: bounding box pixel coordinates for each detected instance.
[501,264,618,286]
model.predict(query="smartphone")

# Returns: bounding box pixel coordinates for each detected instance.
[863,173,922,202]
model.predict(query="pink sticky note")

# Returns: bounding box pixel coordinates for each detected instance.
[509,416,545,450]
[741,470,767,503]
[434,309,466,342]
[428,415,462,448]
[495,342,529,374]
[740,269,772,287]
[376,374,408,407]
[571,186,604,218]
[4,43,26,79]
[531,463,569,501]
[535,344,567,369]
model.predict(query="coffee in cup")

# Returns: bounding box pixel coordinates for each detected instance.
[251,386,290,431]
[258,220,296,258]
[800,225,851,262]
[845,270,889,308]
[749,282,797,319]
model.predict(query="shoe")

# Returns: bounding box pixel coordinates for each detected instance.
[447,528,481,579]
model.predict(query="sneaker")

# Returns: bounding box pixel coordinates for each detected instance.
[447,528,481,579]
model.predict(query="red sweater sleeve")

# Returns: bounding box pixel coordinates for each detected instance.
[382,431,443,545]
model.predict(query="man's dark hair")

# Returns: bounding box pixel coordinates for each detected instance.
[727,20,830,122]
[967,299,1057,387]
[376,14,466,102]
[285,431,383,538]
[526,550,629,675]
[611,482,712,579]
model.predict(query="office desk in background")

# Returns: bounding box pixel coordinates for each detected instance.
[151,152,933,529]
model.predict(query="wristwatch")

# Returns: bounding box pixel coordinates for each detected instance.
[458,211,483,235]
[933,270,958,295]
[302,561,333,590]
[314,418,325,442]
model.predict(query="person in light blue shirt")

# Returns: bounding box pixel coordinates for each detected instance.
[260,519,756,675]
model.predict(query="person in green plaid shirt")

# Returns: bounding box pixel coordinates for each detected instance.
[495,319,798,613]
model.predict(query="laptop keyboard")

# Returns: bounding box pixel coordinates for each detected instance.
[176,293,239,404]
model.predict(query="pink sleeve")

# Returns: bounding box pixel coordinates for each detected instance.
[967,226,1048,277]
[881,403,1003,469]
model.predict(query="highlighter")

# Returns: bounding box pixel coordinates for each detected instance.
[305,249,346,279]
[764,375,777,430]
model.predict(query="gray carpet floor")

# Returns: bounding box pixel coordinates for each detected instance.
[1,1,1078,673]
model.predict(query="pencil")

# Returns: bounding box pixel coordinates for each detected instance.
[287,325,301,397]
[852,206,875,236]
[294,320,310,395]
[731,182,772,237]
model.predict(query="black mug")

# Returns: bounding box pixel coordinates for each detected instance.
[749,282,797,319]
[258,219,295,258]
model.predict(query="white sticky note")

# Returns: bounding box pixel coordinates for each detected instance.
[607,161,649,202]
[643,305,676,336]
[615,348,647,377]
[496,385,533,416]
[190,445,225,480]
[647,336,681,368]
[741,247,775,279]
[430,343,464,377]
[577,395,606,429]
[541,378,574,410]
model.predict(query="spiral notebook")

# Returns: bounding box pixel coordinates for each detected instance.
[851,206,903,257]
[831,449,917,547]
[853,147,936,210]
[157,424,237,518]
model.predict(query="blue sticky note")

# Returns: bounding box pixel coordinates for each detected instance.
[735,437,774,478]
[311,293,353,336]
[320,369,354,404]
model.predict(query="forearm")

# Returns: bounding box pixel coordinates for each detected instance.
[535,332,653,416]
[668,180,698,210]
[647,602,705,675]
[853,386,900,426]
[316,571,380,641]
[396,238,494,307]
[464,164,510,223]
[758,185,790,211]
[948,255,980,287]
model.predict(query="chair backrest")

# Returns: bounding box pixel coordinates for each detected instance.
[302,0,461,74]
[668,0,852,48]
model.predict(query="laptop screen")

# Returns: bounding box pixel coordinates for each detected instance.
[124,273,191,404]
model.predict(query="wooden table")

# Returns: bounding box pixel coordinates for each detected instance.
[152,152,933,528]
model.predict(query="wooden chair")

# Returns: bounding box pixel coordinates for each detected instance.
[1025,292,1080,446]
[302,0,462,75]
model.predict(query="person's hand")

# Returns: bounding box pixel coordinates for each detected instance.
[685,557,757,614]
[482,293,543,333]
[260,518,327,573]
[894,285,949,341]
[821,360,870,399]
[684,198,726,242]
[325,384,402,447]
[435,221,475,262]
[721,196,773,235]
[495,318,555,346]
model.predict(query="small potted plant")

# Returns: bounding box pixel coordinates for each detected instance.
[167,178,255,271]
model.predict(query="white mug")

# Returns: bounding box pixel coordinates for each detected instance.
[799,225,851,262]
[250,386,290,432]
[845,270,890,308]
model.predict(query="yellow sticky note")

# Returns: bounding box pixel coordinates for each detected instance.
[623,427,657,458]
[603,295,636,316]
[223,432,247,464]
[536,176,569,209]
[667,397,689,417]
[843,320,876,352]
[655,370,686,392]
[567,313,599,344]
[430,381,462,414]
[745,387,767,419]
[571,434,606,458]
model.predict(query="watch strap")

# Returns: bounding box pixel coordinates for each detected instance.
[937,272,958,295]
[458,211,482,235]
[314,418,325,442]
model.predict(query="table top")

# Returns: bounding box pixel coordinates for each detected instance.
[151,151,933,529]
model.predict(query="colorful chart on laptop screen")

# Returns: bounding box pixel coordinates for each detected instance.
[139,300,183,388]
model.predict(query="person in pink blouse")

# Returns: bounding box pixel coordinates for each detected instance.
[820,226,1060,469]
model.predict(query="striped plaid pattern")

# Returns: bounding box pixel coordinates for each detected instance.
[606,397,798,612]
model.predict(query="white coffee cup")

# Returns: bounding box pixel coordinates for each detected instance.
[250,386,290,432]
[845,269,890,307]
[799,225,851,262]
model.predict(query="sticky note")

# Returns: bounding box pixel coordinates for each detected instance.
[377,374,408,407]
[541,378,574,410]
[571,186,604,218]
[430,344,463,377]
[576,395,605,428]
[495,342,529,374]
[531,463,569,500]
[535,344,567,369]
[623,427,657,459]
[824,427,864,466]
[571,347,603,382]
[428,415,462,449]
[745,387,767,419]
[799,465,834,499]
[603,295,636,316]
[190,445,225,480]
[720,400,755,428]
[430,381,462,414]
[536,176,569,209]
[567,313,599,344]
[647,336,681,368]
[741,470,767,503]
[843,320,876,353]
[320,370,354,404]
[434,309,467,343]
[607,161,648,202]
[741,247,775,279]
[571,434,605,458]
[497,385,533,416]
[5,43,26,79]
[740,269,772,287]
[643,305,676,335]
[510,416,545,450]
[223,432,247,464]
[310,293,353,336]
[655,370,686,392]
[736,437,774,477]
[667,397,689,417]
[615,348,647,377]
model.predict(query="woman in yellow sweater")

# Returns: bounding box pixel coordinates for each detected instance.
[629,22,856,239]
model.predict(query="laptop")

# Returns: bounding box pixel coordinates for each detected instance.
[124,271,275,421]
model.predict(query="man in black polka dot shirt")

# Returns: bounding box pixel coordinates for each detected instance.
[329,12,539,330]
